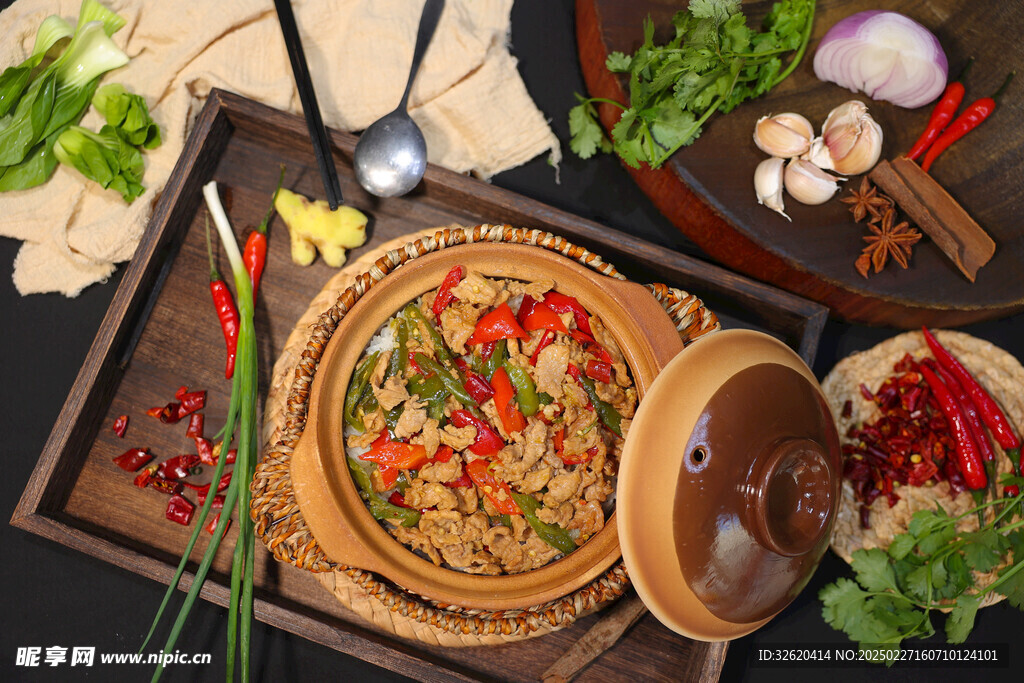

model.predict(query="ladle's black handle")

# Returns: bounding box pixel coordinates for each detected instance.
[400,0,445,108]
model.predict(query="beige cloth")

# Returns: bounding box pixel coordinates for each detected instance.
[0,0,561,296]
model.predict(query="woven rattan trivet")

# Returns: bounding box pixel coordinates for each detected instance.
[251,224,720,646]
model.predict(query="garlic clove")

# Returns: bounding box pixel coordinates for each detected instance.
[753,113,814,158]
[818,100,884,176]
[784,159,845,205]
[804,137,834,170]
[754,157,790,220]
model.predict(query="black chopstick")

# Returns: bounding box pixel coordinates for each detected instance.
[274,0,343,210]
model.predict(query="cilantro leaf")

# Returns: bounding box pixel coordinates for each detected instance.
[605,51,632,72]
[995,530,1024,609]
[851,548,900,593]
[962,529,1010,573]
[888,532,917,561]
[945,595,979,643]
[567,100,611,159]
[688,0,740,24]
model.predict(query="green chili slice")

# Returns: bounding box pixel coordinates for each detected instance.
[344,351,380,432]
[414,352,477,406]
[509,492,577,555]
[578,374,623,436]
[347,457,420,527]
[482,339,507,380]
[404,304,454,367]
[503,361,540,417]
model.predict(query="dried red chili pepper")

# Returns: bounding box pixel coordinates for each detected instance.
[919,364,986,492]
[432,265,465,318]
[156,454,200,481]
[134,464,157,489]
[197,489,225,509]
[907,58,973,161]
[921,72,1015,172]
[185,413,204,439]
[113,447,152,472]
[165,493,195,526]
[195,437,215,466]
[150,478,183,495]
[112,415,129,438]
[205,511,230,536]
[206,217,240,378]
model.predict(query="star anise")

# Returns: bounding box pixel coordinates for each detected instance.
[841,177,892,223]
[855,208,922,277]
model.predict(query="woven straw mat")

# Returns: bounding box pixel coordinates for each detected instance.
[250,224,720,646]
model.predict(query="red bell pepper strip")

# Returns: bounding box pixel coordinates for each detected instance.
[156,454,200,481]
[165,494,195,526]
[568,329,613,363]
[919,364,987,491]
[112,415,129,438]
[205,217,240,378]
[907,58,973,161]
[360,441,429,470]
[185,412,204,439]
[450,409,504,455]
[466,459,521,515]
[529,330,556,367]
[921,72,1015,172]
[522,300,568,334]
[542,291,593,336]
[922,326,1021,472]
[454,357,495,404]
[491,367,527,435]
[467,302,530,346]
[243,165,284,302]
[113,447,152,472]
[432,265,466,318]
[585,360,613,384]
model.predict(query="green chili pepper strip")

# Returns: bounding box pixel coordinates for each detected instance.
[408,372,449,422]
[414,352,477,406]
[383,318,410,430]
[346,457,420,527]
[503,361,540,417]
[578,374,623,437]
[537,392,554,405]
[509,492,577,555]
[344,351,380,432]
[482,339,507,380]
[404,304,455,367]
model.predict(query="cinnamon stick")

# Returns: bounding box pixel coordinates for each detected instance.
[869,158,995,282]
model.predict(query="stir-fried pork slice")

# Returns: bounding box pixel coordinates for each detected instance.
[439,302,481,355]
[419,510,465,547]
[594,379,626,407]
[483,525,526,574]
[418,452,463,483]
[505,278,554,300]
[535,501,573,527]
[562,413,601,456]
[535,343,570,399]
[361,407,385,435]
[517,465,552,494]
[568,500,605,543]
[374,375,409,411]
[403,480,458,511]
[391,526,442,565]
[411,418,440,458]
[393,397,428,439]
[451,485,479,514]
[522,533,562,568]
[347,425,381,450]
[439,423,477,450]
[461,551,503,575]
[450,271,501,307]
[369,350,390,389]
[543,471,582,508]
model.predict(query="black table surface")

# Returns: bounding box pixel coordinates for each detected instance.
[1,2,1021,682]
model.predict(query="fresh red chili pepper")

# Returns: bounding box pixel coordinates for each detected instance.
[150,478,183,495]
[205,217,240,378]
[112,415,129,438]
[529,329,555,366]
[491,367,527,435]
[481,341,496,361]
[185,412,204,439]
[360,439,429,470]
[907,58,973,161]
[243,166,283,303]
[929,361,995,462]
[466,302,530,346]
[585,360,613,384]
[133,465,157,489]
[156,454,200,481]
[466,459,521,515]
[165,493,195,526]
[388,491,411,508]
[453,357,495,403]
[542,291,593,336]
[432,265,466,318]
[568,328,613,363]
[113,447,152,472]
[919,364,987,491]
[195,437,215,466]
[922,326,1021,472]
[205,511,230,536]
[407,350,423,375]
[450,409,504,455]
[518,295,568,334]
[921,72,1015,172]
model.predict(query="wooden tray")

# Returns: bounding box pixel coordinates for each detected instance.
[576,0,1024,328]
[12,89,826,682]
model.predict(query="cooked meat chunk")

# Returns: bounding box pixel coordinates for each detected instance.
[483,525,526,573]
[506,278,554,299]
[517,465,552,494]
[403,480,458,511]
[562,381,590,412]
[411,418,440,458]
[589,316,624,364]
[391,526,442,565]
[347,426,381,450]
[543,471,582,508]
[522,533,562,566]
[451,485,479,515]
[439,423,477,450]
[439,303,481,355]
[568,500,605,542]
[536,501,573,527]
[374,375,409,411]
[393,397,428,439]
[535,343,570,399]
[461,551,503,575]
[419,510,465,546]
[361,407,385,435]
[562,413,601,456]
[418,452,463,483]
[450,271,501,307]
[369,350,390,389]
[595,379,626,407]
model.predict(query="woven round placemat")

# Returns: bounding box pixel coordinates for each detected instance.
[251,224,720,646]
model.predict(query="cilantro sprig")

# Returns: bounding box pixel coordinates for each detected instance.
[820,482,1024,659]
[569,0,816,169]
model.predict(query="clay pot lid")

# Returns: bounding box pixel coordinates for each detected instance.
[616,329,842,641]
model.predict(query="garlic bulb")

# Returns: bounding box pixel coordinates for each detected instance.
[754,157,789,220]
[815,100,883,175]
[753,113,814,158]
[784,159,844,205]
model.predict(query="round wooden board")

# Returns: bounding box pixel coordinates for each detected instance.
[576,0,1024,327]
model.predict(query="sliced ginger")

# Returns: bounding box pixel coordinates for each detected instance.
[274,188,368,267]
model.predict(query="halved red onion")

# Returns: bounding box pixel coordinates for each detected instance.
[813,10,948,109]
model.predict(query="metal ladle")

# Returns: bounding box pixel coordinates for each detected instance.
[354,0,445,197]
